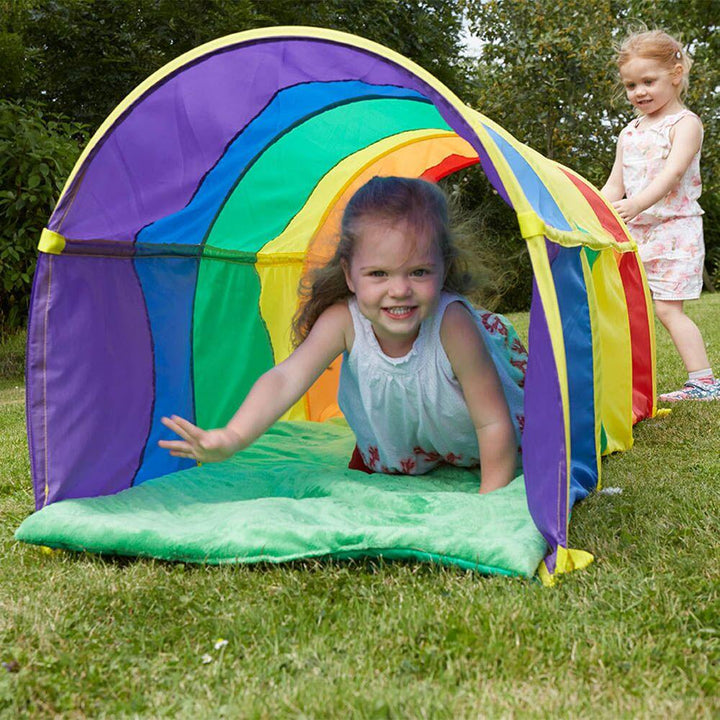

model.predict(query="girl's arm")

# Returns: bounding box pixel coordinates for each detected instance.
[440,302,517,494]
[159,302,351,462]
[612,115,703,222]
[601,136,626,202]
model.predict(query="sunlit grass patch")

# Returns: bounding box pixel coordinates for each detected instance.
[1,295,718,718]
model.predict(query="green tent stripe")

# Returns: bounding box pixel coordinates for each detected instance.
[206,97,451,252]
[193,260,274,429]
[192,97,451,430]
[584,247,601,269]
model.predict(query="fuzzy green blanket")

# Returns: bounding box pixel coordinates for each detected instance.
[16,420,547,577]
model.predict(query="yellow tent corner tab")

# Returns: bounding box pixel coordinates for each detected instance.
[38,228,66,254]
[516,212,546,240]
[538,546,595,587]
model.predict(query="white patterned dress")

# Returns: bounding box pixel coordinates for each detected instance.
[338,292,527,475]
[621,109,704,300]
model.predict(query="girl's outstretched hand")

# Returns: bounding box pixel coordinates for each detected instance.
[158,415,243,463]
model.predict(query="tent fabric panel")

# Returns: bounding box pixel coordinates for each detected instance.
[522,240,570,561]
[49,32,478,246]
[303,134,475,271]
[192,259,274,430]
[560,168,633,245]
[306,357,344,422]
[206,98,450,253]
[589,250,635,453]
[618,253,656,422]
[138,81,427,250]
[482,127,572,233]
[551,247,599,505]
[580,248,606,488]
[474,114,638,252]
[421,153,479,181]
[25,254,52,507]
[132,257,198,485]
[262,129,463,257]
[256,261,307,421]
[27,256,153,507]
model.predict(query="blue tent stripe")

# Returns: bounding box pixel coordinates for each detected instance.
[132,257,197,484]
[137,81,429,247]
[550,246,597,505]
[484,126,572,232]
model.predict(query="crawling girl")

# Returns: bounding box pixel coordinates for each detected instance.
[160,177,526,493]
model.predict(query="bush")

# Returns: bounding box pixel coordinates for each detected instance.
[701,191,720,292]
[0,101,87,328]
[444,168,533,313]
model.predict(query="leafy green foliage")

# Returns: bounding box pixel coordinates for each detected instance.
[16,0,466,130]
[19,0,263,127]
[0,325,25,380]
[461,0,719,300]
[0,101,87,327]
[0,0,467,329]
[463,0,622,173]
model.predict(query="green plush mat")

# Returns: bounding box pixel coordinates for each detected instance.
[16,420,547,578]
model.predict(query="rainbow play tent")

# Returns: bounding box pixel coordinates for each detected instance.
[20,27,656,582]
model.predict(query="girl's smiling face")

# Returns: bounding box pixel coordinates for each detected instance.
[342,217,444,358]
[620,56,683,119]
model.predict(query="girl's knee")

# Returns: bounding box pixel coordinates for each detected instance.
[654,300,683,325]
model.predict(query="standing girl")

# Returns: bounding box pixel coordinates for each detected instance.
[160,176,527,493]
[602,29,718,400]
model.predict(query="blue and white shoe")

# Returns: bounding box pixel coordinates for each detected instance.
[658,379,720,402]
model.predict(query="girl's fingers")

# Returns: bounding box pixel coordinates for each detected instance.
[161,415,200,443]
[158,438,190,450]
[169,450,196,459]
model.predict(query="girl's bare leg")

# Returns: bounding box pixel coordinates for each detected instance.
[654,299,710,373]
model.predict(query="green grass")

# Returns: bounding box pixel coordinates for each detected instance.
[0,327,25,384]
[1,296,719,719]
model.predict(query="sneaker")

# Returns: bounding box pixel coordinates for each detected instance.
[658,379,720,402]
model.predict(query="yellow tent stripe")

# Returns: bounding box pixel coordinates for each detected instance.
[538,546,594,587]
[591,251,634,453]
[259,130,463,257]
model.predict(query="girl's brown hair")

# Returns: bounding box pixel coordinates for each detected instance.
[291,176,474,346]
[616,29,692,98]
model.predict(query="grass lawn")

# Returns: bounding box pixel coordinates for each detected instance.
[1,295,718,718]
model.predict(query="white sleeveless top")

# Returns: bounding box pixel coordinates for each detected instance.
[338,292,525,475]
[620,108,703,224]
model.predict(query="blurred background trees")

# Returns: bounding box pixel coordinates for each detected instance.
[1,0,717,327]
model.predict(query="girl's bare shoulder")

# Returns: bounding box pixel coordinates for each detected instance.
[315,300,354,349]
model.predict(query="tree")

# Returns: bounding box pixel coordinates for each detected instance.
[461,0,719,291]
[0,101,88,327]
[0,0,470,326]
[14,0,467,130]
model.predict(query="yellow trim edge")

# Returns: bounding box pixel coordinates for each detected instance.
[39,229,66,254]
[538,546,595,587]
[517,212,546,240]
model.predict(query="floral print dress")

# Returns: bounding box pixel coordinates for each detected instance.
[621,109,704,300]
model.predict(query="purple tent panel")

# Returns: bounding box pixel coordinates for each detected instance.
[523,276,568,570]
[49,37,492,245]
[26,255,153,508]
